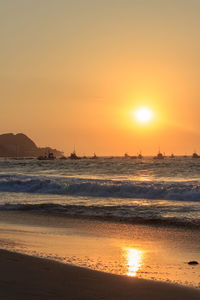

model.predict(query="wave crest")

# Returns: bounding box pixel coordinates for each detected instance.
[0,174,199,201]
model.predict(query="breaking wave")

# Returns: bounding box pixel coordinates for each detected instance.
[0,174,200,201]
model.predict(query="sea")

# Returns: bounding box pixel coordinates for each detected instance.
[0,156,200,227]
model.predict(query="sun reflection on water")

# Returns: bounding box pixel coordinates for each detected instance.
[125,248,142,277]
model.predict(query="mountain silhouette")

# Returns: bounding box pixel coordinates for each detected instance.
[0,133,63,157]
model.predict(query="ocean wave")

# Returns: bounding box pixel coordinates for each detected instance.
[0,202,199,228]
[0,174,200,201]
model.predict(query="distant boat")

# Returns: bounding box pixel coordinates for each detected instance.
[124,152,142,159]
[169,153,175,158]
[37,152,56,160]
[154,152,164,160]
[48,152,56,160]
[192,152,199,159]
[91,153,98,159]
[69,151,80,160]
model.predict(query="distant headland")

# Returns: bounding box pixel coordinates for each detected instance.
[0,133,63,157]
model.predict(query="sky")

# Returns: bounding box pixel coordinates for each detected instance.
[0,0,200,156]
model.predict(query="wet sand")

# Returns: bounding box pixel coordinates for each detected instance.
[0,249,200,300]
[0,212,200,299]
[0,211,200,288]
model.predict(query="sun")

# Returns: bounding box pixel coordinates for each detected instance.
[134,107,153,124]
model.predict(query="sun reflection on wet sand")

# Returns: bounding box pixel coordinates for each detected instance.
[125,248,143,277]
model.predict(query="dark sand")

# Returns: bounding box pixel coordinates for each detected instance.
[0,249,199,300]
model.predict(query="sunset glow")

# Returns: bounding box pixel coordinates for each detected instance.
[134,107,153,124]
[0,1,200,156]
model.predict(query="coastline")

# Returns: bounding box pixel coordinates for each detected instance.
[0,249,200,300]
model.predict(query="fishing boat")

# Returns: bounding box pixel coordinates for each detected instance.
[192,152,199,158]
[37,152,56,160]
[69,150,80,160]
[154,151,164,160]
[91,153,98,159]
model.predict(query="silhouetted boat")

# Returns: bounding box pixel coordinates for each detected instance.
[154,152,164,159]
[69,151,80,160]
[48,152,55,160]
[192,152,199,158]
[138,152,143,159]
[91,153,98,159]
[169,153,175,158]
[124,153,137,159]
[37,152,56,160]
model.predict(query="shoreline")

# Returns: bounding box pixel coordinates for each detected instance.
[0,211,200,288]
[1,205,200,230]
[0,249,200,300]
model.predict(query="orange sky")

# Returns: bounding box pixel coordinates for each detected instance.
[0,0,200,155]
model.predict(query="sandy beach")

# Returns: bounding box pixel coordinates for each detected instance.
[0,211,200,287]
[0,211,200,299]
[0,249,199,300]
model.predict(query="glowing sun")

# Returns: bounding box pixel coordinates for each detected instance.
[134,107,153,124]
